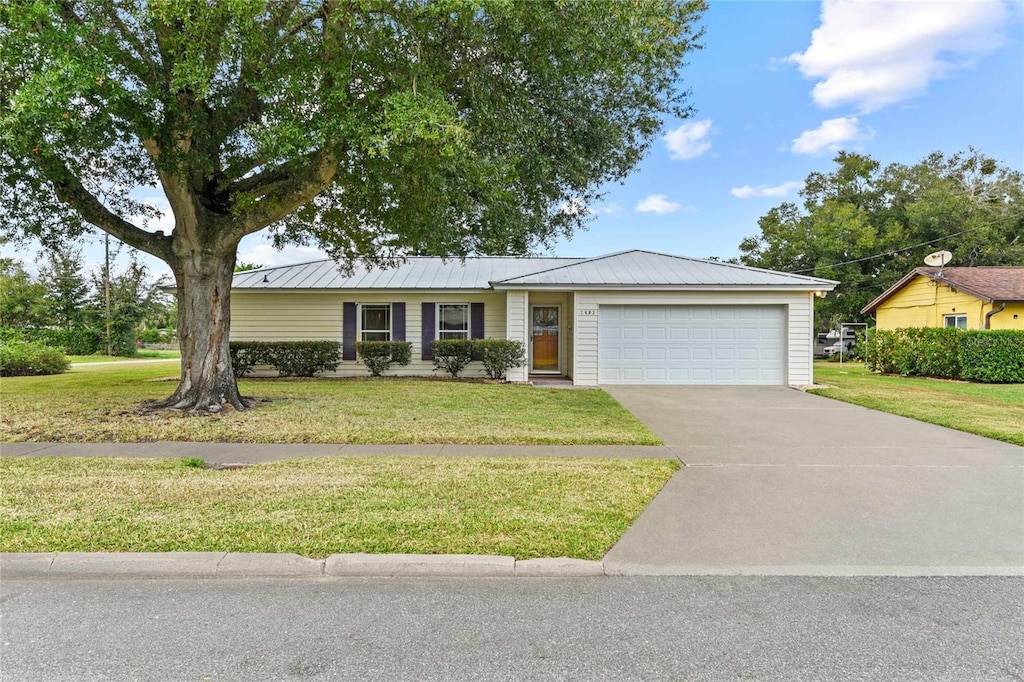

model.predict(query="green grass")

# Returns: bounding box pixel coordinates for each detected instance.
[0,456,677,559]
[67,350,181,363]
[0,363,659,445]
[811,361,1024,446]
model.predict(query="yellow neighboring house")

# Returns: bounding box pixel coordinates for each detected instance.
[862,266,1024,331]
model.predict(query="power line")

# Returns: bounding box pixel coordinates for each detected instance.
[788,212,1022,274]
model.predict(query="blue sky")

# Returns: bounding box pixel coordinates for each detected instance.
[7,0,1024,278]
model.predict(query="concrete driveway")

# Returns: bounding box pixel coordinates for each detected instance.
[602,386,1024,575]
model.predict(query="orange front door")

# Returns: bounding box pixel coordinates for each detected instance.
[531,306,559,372]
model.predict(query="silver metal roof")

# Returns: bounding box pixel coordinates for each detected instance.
[231,257,583,290]
[231,250,838,290]
[491,251,838,288]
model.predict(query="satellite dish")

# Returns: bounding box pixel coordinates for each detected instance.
[924,250,953,267]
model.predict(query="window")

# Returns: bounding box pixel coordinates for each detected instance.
[438,303,469,340]
[361,304,391,341]
[944,314,967,329]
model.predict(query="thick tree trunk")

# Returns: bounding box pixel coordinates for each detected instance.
[153,250,247,412]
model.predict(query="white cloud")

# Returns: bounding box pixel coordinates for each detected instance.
[663,119,713,160]
[730,181,804,199]
[236,244,328,268]
[791,116,873,155]
[594,202,622,216]
[787,0,1013,112]
[635,194,683,214]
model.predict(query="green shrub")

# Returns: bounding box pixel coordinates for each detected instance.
[138,328,168,344]
[474,338,525,380]
[272,341,342,377]
[860,329,898,374]
[0,340,70,376]
[862,327,1023,383]
[356,341,412,377]
[901,327,962,378]
[960,330,1024,383]
[229,342,273,377]
[431,339,474,377]
[0,327,102,355]
[228,341,341,377]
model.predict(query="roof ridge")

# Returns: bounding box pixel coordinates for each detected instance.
[236,254,584,275]
[489,250,639,284]
[234,259,335,274]
[495,249,838,285]
[629,249,839,283]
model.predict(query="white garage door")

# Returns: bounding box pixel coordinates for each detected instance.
[599,305,785,385]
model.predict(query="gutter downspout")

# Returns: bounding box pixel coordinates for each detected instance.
[984,302,1006,330]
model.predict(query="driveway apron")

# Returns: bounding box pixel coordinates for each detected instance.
[602,386,1024,575]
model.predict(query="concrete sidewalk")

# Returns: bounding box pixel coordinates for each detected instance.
[0,441,677,461]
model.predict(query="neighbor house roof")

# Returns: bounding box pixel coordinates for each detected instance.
[232,250,838,291]
[862,266,1024,314]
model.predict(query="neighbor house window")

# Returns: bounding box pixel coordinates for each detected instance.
[944,314,967,329]
[361,304,391,341]
[438,303,469,340]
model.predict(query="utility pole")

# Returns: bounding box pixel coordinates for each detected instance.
[104,233,112,356]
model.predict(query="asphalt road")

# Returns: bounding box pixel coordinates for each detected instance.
[2,576,1021,681]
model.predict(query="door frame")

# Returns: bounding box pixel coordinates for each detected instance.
[529,303,562,374]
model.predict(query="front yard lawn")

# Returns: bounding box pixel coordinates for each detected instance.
[812,361,1024,446]
[0,364,659,445]
[0,456,677,560]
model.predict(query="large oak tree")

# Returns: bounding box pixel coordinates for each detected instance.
[1,0,706,410]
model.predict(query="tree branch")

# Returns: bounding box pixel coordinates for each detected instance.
[228,148,340,239]
[39,153,173,261]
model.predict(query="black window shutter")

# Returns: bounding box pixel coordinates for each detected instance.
[392,302,406,341]
[471,302,485,339]
[421,302,435,360]
[342,302,357,361]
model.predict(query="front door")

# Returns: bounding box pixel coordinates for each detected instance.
[531,305,560,373]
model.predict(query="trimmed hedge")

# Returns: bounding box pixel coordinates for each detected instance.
[0,327,102,355]
[861,328,1024,383]
[960,330,1024,383]
[229,341,341,378]
[356,341,412,376]
[475,339,526,380]
[431,339,475,377]
[0,340,71,376]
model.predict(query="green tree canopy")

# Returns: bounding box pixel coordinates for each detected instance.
[1,0,706,410]
[36,244,91,330]
[0,257,48,328]
[739,150,1024,328]
[87,255,170,356]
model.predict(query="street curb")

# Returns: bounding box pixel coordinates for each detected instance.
[326,553,515,577]
[6,554,1020,579]
[0,552,605,579]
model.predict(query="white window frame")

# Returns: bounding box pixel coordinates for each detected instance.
[360,303,392,341]
[437,303,470,341]
[943,314,967,330]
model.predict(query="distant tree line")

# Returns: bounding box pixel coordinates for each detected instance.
[0,244,173,355]
[738,149,1023,329]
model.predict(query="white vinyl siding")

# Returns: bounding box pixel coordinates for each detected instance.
[505,291,529,382]
[230,291,506,377]
[598,305,785,385]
